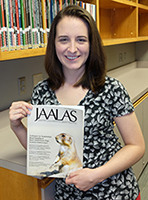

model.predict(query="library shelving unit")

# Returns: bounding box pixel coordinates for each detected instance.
[1,0,148,61]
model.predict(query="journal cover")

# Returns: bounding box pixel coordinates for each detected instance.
[27,105,84,178]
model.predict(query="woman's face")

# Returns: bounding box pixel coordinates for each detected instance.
[55,16,90,74]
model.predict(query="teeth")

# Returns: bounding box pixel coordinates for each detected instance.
[66,56,79,60]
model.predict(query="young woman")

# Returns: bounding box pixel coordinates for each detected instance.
[9,5,145,199]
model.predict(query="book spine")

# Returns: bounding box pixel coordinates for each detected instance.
[28,0,34,48]
[41,0,47,46]
[59,0,62,10]
[23,0,29,48]
[56,0,59,13]
[92,4,96,21]
[0,0,7,50]
[3,0,8,49]
[25,0,32,48]
[54,0,57,17]
[35,0,40,48]
[46,0,50,39]
[50,0,53,24]
[38,0,44,47]
[20,0,26,48]
[15,0,21,49]
[12,0,17,49]
[29,0,35,48]
[0,0,3,49]
[8,0,12,49]
[9,0,16,50]
[18,0,23,48]
[0,20,2,49]
[5,0,11,50]
[32,0,36,47]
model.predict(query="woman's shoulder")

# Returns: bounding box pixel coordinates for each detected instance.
[31,79,55,104]
[104,76,126,92]
[33,79,53,93]
[32,79,52,96]
[105,76,122,86]
[33,79,49,89]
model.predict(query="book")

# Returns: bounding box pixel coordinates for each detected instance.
[5,0,11,50]
[50,0,53,25]
[29,0,34,48]
[41,0,47,46]
[20,0,27,48]
[34,0,40,48]
[38,0,44,47]
[0,21,2,49]
[0,0,3,49]
[27,105,84,178]
[23,0,29,48]
[18,0,23,48]
[14,0,21,49]
[12,0,17,49]
[9,0,16,50]
[46,0,51,39]
[3,0,9,49]
[0,0,7,51]
[25,0,32,48]
[32,0,38,48]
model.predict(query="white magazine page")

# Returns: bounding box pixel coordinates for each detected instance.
[27,105,84,178]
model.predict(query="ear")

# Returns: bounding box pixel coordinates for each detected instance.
[69,136,74,144]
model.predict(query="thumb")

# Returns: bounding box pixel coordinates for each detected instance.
[65,175,73,185]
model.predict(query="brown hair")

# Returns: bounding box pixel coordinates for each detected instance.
[45,5,106,93]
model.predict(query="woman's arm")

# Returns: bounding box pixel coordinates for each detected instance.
[66,111,145,191]
[102,111,145,175]
[9,101,33,149]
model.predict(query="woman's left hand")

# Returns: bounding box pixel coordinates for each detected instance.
[65,168,99,191]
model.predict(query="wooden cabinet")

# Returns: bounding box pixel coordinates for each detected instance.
[99,0,137,45]
[100,0,148,45]
[0,167,55,200]
[1,0,148,61]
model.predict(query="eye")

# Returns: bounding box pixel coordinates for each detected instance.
[77,37,88,44]
[61,134,65,138]
[78,39,86,42]
[58,37,69,43]
[59,38,68,42]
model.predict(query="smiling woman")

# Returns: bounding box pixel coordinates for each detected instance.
[9,5,144,200]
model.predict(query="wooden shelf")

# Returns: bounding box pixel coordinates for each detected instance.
[1,0,148,61]
[100,0,136,9]
[139,0,148,7]
[0,48,46,61]
[103,38,138,46]
[138,4,148,10]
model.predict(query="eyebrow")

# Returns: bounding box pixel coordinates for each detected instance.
[57,35,88,38]
[57,35,68,38]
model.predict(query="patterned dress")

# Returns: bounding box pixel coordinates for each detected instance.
[31,76,140,200]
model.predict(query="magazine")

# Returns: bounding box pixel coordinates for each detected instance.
[27,105,84,178]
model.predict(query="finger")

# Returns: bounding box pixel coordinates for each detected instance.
[65,176,74,185]
[68,170,79,178]
[11,101,32,115]
[9,102,32,122]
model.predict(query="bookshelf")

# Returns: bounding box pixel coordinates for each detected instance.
[1,0,148,61]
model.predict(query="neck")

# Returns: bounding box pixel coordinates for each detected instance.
[63,68,85,85]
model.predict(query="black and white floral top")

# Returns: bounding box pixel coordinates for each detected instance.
[31,76,140,200]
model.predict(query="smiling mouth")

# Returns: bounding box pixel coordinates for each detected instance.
[66,56,80,60]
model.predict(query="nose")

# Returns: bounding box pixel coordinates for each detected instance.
[68,41,77,53]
